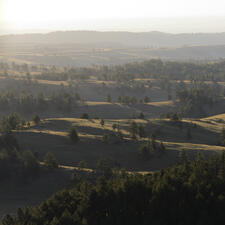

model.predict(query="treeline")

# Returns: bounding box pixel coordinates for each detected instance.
[3,152,225,225]
[35,67,93,81]
[34,59,225,82]
[2,59,225,82]
[0,90,81,114]
[175,83,223,116]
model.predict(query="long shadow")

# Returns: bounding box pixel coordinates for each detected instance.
[145,120,220,146]
[39,119,72,132]
[39,119,117,136]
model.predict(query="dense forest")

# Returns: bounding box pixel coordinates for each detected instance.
[2,153,225,225]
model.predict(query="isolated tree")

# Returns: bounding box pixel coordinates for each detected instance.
[100,119,105,127]
[80,113,89,119]
[171,113,179,122]
[44,152,58,169]
[129,121,138,139]
[32,115,40,125]
[68,127,79,144]
[112,123,117,131]
[138,124,146,138]
[139,112,145,119]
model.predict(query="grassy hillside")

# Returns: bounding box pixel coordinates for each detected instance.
[14,116,225,171]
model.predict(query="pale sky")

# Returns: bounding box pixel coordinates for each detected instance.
[1,0,225,34]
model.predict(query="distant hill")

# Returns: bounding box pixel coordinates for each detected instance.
[1,31,225,47]
[1,31,225,66]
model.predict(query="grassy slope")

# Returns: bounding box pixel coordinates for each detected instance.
[15,116,225,172]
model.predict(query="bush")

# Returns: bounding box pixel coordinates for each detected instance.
[68,127,79,144]
[100,119,105,127]
[80,113,89,119]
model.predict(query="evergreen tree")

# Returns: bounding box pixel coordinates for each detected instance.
[32,115,40,125]
[44,152,58,169]
[68,127,79,144]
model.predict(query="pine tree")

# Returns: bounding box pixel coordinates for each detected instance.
[68,127,79,143]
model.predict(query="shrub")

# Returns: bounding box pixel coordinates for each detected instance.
[68,127,79,144]
[80,113,89,119]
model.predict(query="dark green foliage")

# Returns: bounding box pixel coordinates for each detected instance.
[138,112,145,119]
[0,134,39,181]
[80,113,89,119]
[96,158,113,179]
[102,132,123,144]
[117,96,137,105]
[138,138,166,160]
[32,115,40,125]
[100,119,104,127]
[176,86,221,117]
[177,150,189,165]
[43,152,58,169]
[0,90,80,114]
[16,59,225,82]
[137,124,146,138]
[68,127,79,144]
[166,112,180,122]
[0,113,24,134]
[112,123,117,131]
[5,153,225,225]
[129,121,138,139]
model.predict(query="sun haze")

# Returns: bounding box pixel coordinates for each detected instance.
[1,0,225,33]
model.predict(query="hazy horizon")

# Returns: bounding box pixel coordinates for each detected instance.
[1,0,225,35]
[1,16,225,36]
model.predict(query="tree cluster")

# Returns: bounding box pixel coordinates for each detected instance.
[4,153,225,225]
